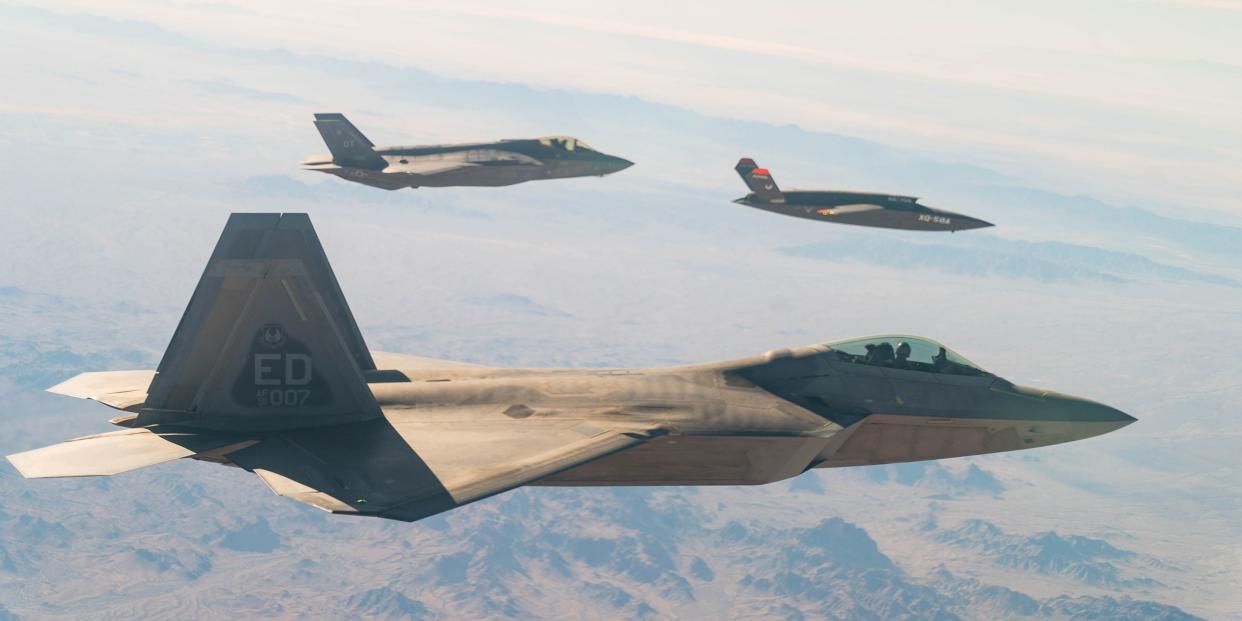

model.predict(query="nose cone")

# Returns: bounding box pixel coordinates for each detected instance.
[1046,391,1135,424]
[1064,397,1136,444]
[1010,387,1136,446]
[602,155,634,175]
[981,382,1136,455]
[951,215,995,231]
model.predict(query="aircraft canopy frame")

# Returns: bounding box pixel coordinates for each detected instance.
[823,335,990,376]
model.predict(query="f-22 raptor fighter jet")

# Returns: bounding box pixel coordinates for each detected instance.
[301,113,633,190]
[734,158,994,232]
[8,214,1131,523]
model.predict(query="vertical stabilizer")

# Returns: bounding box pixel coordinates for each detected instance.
[313,113,388,170]
[735,158,785,203]
[142,213,380,431]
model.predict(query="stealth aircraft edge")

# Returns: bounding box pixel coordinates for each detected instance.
[7,214,1131,523]
[734,158,994,232]
[301,113,633,190]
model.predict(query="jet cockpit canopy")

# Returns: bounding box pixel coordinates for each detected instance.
[538,136,594,152]
[824,335,990,376]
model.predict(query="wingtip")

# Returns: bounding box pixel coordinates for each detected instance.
[5,453,34,479]
[5,450,66,479]
[46,376,84,398]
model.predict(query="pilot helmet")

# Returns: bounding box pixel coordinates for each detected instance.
[895,341,912,359]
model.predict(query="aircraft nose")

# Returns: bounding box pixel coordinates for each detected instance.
[1095,403,1136,426]
[994,384,1135,449]
[1045,391,1136,440]
[1061,393,1134,423]
[605,155,634,174]
[953,216,994,231]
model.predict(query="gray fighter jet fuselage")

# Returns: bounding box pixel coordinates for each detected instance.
[734,158,994,232]
[363,341,1132,488]
[8,214,1131,523]
[301,113,633,191]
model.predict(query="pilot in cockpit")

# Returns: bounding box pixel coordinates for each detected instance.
[894,342,912,369]
[867,342,895,367]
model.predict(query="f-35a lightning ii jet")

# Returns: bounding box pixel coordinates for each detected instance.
[301,113,633,190]
[8,214,1131,523]
[734,158,994,232]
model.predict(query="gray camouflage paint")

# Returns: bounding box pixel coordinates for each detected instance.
[8,214,1130,523]
[302,113,633,190]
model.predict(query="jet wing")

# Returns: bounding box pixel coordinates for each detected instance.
[820,203,886,215]
[391,160,481,176]
[325,161,484,190]
[47,370,156,412]
[227,417,647,522]
[369,351,494,370]
[328,169,413,191]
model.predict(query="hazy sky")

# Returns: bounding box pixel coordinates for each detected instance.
[36,0,1242,217]
[2,3,1241,618]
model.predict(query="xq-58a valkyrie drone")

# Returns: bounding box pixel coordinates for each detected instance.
[8,214,1132,522]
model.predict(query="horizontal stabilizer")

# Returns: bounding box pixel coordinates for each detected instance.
[7,428,250,478]
[47,370,155,412]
